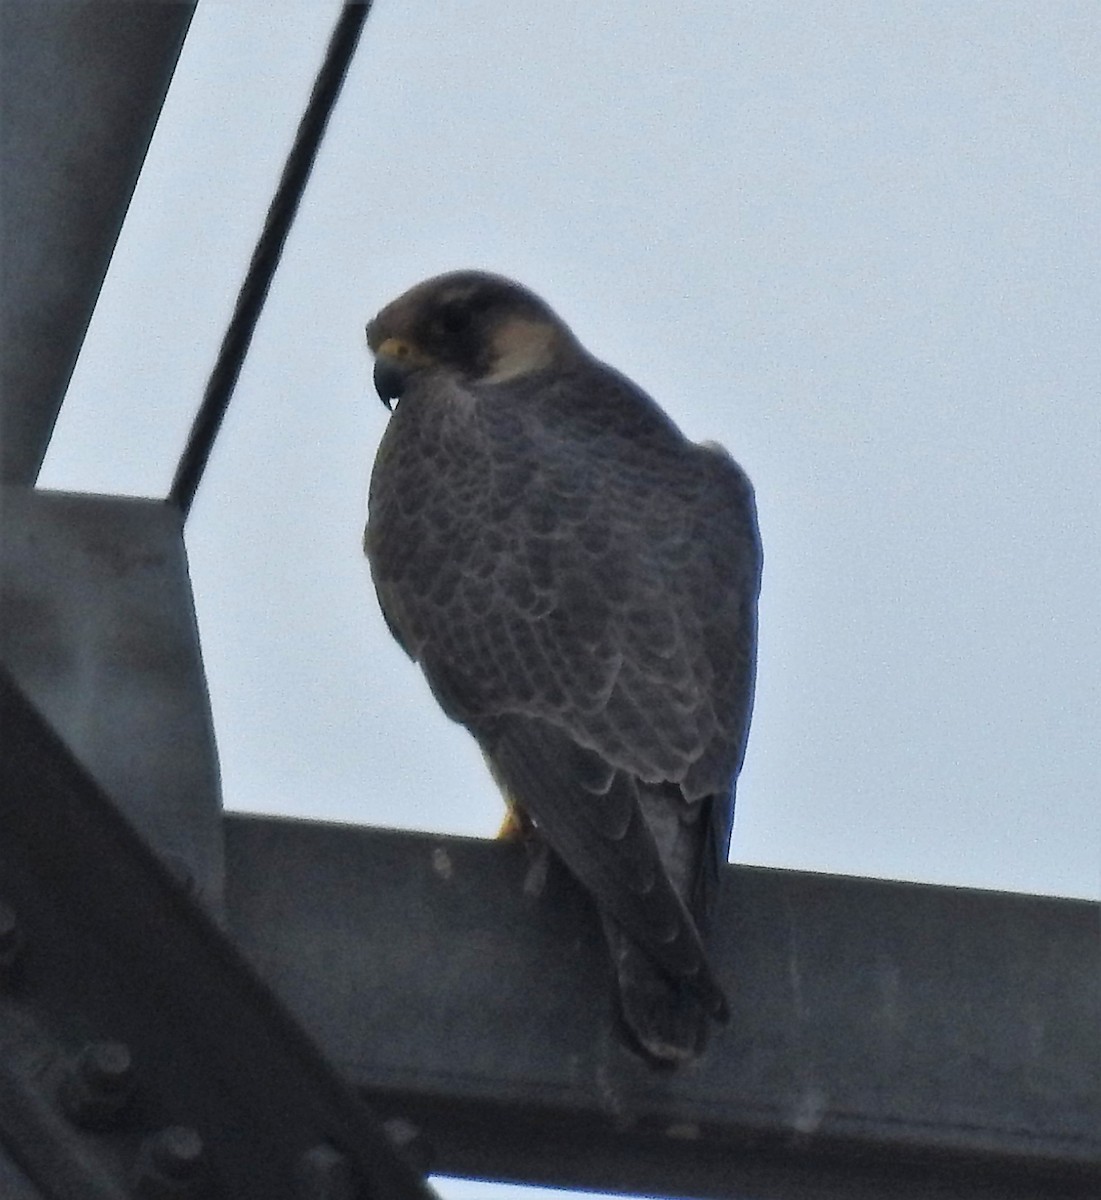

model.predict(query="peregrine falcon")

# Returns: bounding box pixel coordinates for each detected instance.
[364,271,761,1064]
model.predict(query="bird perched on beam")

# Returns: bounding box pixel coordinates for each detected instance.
[364,271,761,1064]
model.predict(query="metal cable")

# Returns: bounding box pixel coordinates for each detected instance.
[169,1,372,516]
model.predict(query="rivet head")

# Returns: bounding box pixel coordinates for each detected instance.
[59,1041,134,1129]
[134,1126,204,1198]
[296,1142,356,1200]
[383,1116,432,1171]
[81,1041,132,1089]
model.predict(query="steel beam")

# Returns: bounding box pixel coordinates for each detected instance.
[0,668,434,1200]
[0,1,195,484]
[225,814,1100,1199]
[0,1141,40,1200]
[0,485,224,913]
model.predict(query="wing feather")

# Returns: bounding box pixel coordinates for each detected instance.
[367,358,761,982]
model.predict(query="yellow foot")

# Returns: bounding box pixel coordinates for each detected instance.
[497,807,533,841]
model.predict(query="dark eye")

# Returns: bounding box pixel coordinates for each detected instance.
[436,303,471,336]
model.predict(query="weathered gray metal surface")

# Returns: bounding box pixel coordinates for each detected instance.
[226,815,1101,1200]
[0,999,131,1200]
[0,1141,41,1200]
[0,1,195,485]
[0,486,224,912]
[0,667,436,1200]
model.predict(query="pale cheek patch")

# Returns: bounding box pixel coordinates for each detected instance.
[484,318,557,383]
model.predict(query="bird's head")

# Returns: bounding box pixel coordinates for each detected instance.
[365,271,576,409]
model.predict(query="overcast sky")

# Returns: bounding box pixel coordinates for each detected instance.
[41,2,1100,1195]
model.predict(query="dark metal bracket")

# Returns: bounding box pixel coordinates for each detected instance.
[0,668,435,1200]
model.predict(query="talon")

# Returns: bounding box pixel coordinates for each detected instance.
[497,806,534,841]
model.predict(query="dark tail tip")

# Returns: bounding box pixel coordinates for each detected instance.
[610,935,726,1066]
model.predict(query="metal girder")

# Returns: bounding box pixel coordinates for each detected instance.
[0,0,195,485]
[225,815,1101,1200]
[0,486,224,915]
[0,668,435,1200]
[0,1140,40,1200]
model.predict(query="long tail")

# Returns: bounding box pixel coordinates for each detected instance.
[601,913,725,1065]
[606,783,732,1065]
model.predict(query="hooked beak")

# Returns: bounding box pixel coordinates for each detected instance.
[373,357,406,411]
[368,332,425,411]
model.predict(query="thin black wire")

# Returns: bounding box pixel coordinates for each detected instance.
[169,1,372,516]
